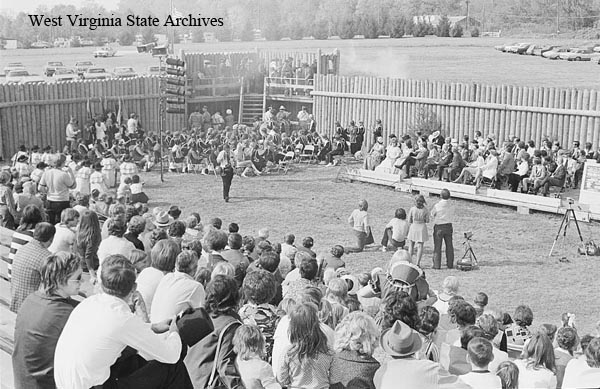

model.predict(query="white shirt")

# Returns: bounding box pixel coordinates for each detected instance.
[513,359,557,389]
[562,357,600,389]
[95,122,107,140]
[489,347,509,374]
[150,271,205,323]
[97,236,135,265]
[54,293,181,389]
[348,209,369,233]
[48,224,76,254]
[297,110,310,122]
[385,218,409,242]
[431,199,456,225]
[459,371,502,388]
[136,267,166,312]
[271,315,335,378]
[127,117,138,135]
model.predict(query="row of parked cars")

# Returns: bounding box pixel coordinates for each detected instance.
[1,61,161,84]
[495,42,600,63]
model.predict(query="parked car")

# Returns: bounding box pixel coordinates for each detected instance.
[543,47,570,59]
[6,69,31,83]
[6,70,45,84]
[559,48,594,61]
[508,42,532,54]
[82,67,111,80]
[146,65,165,76]
[30,41,52,49]
[93,46,116,57]
[532,45,558,56]
[113,67,138,78]
[525,44,540,55]
[43,61,64,76]
[495,43,516,52]
[52,67,78,82]
[3,62,25,75]
[74,61,94,76]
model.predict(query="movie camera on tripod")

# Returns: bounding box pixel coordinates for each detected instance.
[456,231,479,271]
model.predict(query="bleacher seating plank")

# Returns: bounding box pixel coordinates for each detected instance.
[346,169,400,187]
[486,189,561,208]
[0,348,14,389]
[0,304,15,355]
[410,178,477,195]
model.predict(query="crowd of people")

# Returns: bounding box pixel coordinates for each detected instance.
[2,109,600,388]
[363,128,600,196]
[5,196,600,388]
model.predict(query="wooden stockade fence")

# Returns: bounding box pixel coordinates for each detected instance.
[0,77,185,160]
[312,75,600,151]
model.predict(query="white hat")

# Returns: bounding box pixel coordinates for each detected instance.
[226,109,232,115]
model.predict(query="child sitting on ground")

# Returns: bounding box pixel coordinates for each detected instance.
[117,177,132,203]
[238,269,279,361]
[130,175,148,204]
[233,324,281,389]
[460,337,502,388]
[325,278,350,329]
[474,292,489,317]
[48,208,80,253]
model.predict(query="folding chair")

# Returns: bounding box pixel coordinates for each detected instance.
[294,144,304,162]
[299,144,316,163]
[277,151,296,174]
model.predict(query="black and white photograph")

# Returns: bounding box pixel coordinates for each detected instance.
[1,0,600,388]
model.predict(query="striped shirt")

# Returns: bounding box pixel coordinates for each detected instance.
[10,239,51,313]
[277,349,334,389]
[8,229,34,278]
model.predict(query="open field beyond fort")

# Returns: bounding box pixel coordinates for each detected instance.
[1,37,599,89]
[143,163,600,334]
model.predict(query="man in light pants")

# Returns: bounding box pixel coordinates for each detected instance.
[431,188,455,269]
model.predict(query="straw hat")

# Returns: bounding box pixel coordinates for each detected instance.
[153,210,174,228]
[380,320,423,357]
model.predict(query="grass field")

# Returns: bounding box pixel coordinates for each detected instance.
[142,162,600,335]
[1,37,599,89]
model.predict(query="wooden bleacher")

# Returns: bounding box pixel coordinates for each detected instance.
[341,168,595,222]
[0,226,15,362]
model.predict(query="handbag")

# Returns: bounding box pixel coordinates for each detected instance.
[579,240,600,256]
[207,320,242,389]
[365,229,375,245]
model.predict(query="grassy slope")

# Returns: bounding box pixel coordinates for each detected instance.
[144,163,600,335]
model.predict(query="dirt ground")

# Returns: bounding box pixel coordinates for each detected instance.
[1,37,599,89]
[142,162,600,335]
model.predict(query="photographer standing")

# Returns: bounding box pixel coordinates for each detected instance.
[431,188,455,269]
[39,154,76,225]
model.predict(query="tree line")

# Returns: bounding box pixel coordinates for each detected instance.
[0,0,598,47]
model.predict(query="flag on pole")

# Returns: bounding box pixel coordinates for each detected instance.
[172,7,183,18]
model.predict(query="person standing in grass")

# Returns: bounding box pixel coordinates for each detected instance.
[406,195,429,267]
[430,189,455,270]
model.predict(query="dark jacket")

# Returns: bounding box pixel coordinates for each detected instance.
[182,312,242,389]
[330,349,380,389]
[13,292,78,389]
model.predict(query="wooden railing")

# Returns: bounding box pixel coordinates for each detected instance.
[190,77,244,98]
[264,77,315,98]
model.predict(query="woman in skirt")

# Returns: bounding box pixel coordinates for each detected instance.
[407,195,430,267]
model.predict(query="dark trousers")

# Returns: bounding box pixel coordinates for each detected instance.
[398,157,416,177]
[433,223,454,269]
[542,177,564,195]
[97,351,193,389]
[508,173,526,192]
[381,227,405,249]
[326,149,344,164]
[221,170,234,200]
[46,200,70,225]
[436,164,449,180]
[350,142,360,155]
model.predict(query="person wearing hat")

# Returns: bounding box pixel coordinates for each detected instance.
[276,106,290,135]
[374,320,440,388]
[14,154,31,178]
[153,210,174,229]
[262,106,275,124]
[224,108,235,129]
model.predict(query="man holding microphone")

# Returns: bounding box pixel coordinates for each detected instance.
[431,188,455,269]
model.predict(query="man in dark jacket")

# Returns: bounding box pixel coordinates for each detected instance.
[537,152,568,196]
[436,145,454,181]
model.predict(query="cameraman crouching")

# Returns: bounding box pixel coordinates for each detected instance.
[431,188,455,269]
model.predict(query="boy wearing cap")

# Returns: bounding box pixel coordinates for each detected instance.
[461,337,502,388]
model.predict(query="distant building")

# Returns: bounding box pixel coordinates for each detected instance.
[203,32,218,43]
[413,15,481,29]
[0,37,21,49]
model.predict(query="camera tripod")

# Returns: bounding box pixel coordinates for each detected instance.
[457,236,479,270]
[548,204,586,258]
